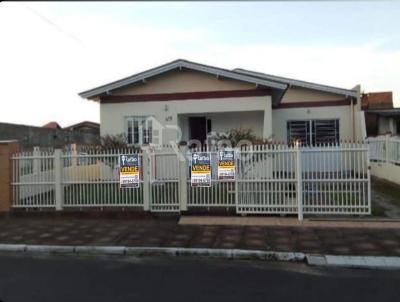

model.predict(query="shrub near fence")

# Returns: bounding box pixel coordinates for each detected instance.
[11,142,371,220]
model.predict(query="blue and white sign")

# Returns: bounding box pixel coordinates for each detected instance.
[119,154,140,188]
[218,150,235,180]
[191,152,211,187]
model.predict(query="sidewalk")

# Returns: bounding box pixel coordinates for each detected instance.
[179,216,400,228]
[1,217,400,256]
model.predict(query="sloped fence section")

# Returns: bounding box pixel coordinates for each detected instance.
[11,143,371,219]
[367,135,400,185]
[367,136,400,164]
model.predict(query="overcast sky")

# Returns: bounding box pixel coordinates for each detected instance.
[1,2,399,127]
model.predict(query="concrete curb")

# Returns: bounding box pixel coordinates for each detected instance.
[0,244,305,262]
[1,244,400,269]
[306,254,400,270]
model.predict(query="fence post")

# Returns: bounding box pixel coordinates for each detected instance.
[385,134,390,163]
[71,143,77,167]
[33,146,40,176]
[295,142,303,221]
[366,142,372,215]
[142,148,150,211]
[179,145,188,211]
[234,148,239,210]
[54,149,63,211]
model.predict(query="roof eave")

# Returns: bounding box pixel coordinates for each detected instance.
[233,69,358,98]
[79,60,287,99]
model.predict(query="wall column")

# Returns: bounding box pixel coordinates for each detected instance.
[0,140,20,214]
[262,99,273,140]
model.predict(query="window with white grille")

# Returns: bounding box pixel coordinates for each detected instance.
[126,117,153,145]
[287,119,339,146]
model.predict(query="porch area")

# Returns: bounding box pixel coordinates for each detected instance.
[177,111,267,144]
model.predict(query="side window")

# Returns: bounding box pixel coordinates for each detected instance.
[287,119,339,146]
[312,119,339,145]
[287,120,310,145]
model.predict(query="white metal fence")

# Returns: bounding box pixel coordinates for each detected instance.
[11,143,371,219]
[367,136,400,164]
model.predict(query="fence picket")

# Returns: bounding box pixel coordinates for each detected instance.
[10,142,371,217]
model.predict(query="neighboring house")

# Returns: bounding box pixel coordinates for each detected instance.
[362,91,400,136]
[0,121,99,148]
[79,59,364,146]
[42,121,62,130]
[64,121,100,136]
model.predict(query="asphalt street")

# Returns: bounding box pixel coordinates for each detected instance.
[0,254,399,302]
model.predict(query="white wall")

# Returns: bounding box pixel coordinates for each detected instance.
[371,162,400,185]
[281,87,345,103]
[100,96,272,144]
[210,111,264,137]
[272,105,353,143]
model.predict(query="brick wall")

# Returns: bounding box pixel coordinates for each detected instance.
[0,141,19,213]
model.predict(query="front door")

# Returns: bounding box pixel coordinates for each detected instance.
[189,117,207,145]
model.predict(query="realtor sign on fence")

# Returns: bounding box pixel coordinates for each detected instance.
[191,152,211,187]
[119,154,140,188]
[218,150,235,180]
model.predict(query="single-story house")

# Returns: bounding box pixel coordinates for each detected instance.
[79,59,364,146]
[64,121,100,136]
[362,91,400,136]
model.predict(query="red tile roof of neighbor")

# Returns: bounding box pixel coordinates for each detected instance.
[42,121,62,129]
[362,91,393,109]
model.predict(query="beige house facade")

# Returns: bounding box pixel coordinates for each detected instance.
[80,59,363,146]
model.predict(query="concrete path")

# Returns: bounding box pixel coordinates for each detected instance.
[179,216,400,228]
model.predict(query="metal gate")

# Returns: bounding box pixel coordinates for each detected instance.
[236,145,299,214]
[148,147,180,212]
[187,150,236,209]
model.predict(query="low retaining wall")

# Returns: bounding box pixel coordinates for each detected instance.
[371,162,400,185]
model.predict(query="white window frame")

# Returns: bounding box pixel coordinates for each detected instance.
[125,116,153,145]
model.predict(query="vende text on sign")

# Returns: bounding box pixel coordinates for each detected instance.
[119,154,140,188]
[191,152,211,187]
[218,150,235,180]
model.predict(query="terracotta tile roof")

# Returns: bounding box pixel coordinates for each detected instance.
[42,121,61,129]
